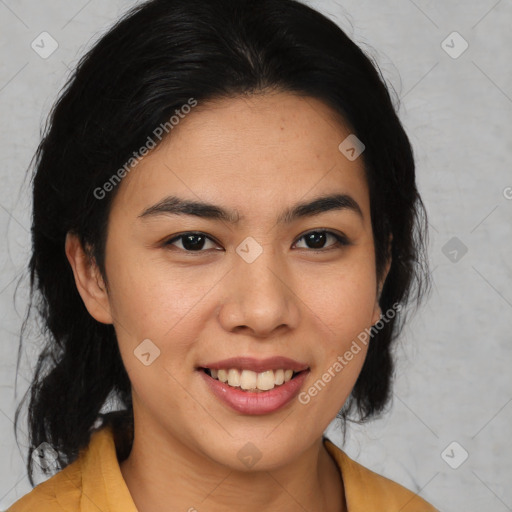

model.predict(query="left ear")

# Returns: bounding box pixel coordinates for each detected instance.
[371,234,393,325]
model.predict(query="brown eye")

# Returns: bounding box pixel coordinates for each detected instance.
[165,232,220,252]
[294,230,348,251]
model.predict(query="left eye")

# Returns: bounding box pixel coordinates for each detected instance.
[293,231,348,250]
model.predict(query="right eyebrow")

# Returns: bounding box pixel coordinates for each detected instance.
[138,196,241,223]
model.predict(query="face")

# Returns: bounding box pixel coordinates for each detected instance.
[69,92,389,470]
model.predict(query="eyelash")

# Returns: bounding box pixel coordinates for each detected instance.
[163,230,350,254]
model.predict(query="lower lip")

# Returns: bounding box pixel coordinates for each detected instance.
[199,370,309,415]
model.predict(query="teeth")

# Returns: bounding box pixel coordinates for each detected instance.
[227,369,241,387]
[206,367,299,391]
[257,370,275,390]
[240,369,258,390]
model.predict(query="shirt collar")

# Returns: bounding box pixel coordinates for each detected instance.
[79,423,138,512]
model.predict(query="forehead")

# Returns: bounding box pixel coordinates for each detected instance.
[110,92,370,222]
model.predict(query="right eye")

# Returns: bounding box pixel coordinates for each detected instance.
[163,232,222,252]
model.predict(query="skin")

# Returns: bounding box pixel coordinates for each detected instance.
[66,91,391,512]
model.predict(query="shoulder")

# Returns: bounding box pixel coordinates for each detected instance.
[324,438,438,511]
[7,459,82,512]
[8,418,133,512]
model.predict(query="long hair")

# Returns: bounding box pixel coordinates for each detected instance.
[15,0,431,485]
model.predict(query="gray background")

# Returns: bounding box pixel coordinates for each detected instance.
[1,0,511,510]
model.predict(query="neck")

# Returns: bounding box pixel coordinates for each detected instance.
[119,421,345,512]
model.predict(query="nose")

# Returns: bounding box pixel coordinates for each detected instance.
[217,246,300,338]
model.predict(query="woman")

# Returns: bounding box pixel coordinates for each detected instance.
[9,0,435,510]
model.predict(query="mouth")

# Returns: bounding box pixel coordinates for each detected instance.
[197,356,310,414]
[199,367,307,393]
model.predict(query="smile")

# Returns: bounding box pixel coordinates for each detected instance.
[202,368,302,392]
[197,356,310,415]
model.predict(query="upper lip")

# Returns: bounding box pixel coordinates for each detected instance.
[199,356,309,373]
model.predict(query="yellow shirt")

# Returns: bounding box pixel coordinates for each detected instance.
[8,424,437,511]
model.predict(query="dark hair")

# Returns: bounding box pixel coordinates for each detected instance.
[15,0,430,485]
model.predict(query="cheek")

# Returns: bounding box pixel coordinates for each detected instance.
[104,253,229,398]
[106,254,220,341]
[106,258,208,410]
[302,257,378,340]
[296,257,376,409]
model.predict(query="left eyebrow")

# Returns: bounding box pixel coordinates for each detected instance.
[277,193,364,224]
[137,193,364,224]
